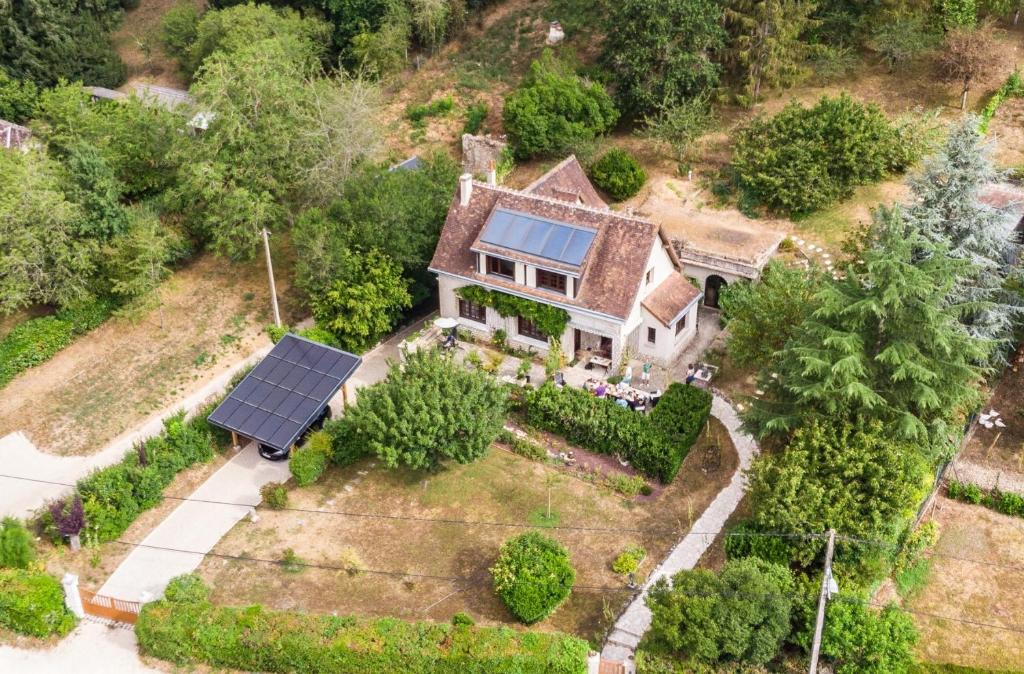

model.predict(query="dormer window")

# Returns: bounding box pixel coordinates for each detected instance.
[486,256,514,279]
[536,269,567,294]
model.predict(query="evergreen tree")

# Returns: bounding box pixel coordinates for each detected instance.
[906,115,1024,357]
[724,0,819,103]
[743,205,988,445]
[0,518,36,569]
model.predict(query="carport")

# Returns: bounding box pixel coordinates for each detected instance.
[206,333,361,454]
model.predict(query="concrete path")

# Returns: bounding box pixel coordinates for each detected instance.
[98,443,290,601]
[0,620,159,674]
[601,395,760,668]
[950,457,1024,496]
[0,342,275,520]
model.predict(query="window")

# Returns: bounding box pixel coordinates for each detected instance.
[647,327,657,344]
[486,255,515,279]
[518,316,545,341]
[645,269,653,285]
[675,314,687,335]
[536,269,567,294]
[458,298,486,323]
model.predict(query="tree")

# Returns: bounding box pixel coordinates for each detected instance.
[744,418,929,571]
[867,13,941,72]
[338,350,508,470]
[645,558,794,665]
[0,72,38,123]
[588,149,647,201]
[601,0,725,116]
[743,206,988,444]
[906,115,1024,357]
[0,518,35,569]
[64,143,130,241]
[643,94,715,167]
[503,50,619,159]
[720,260,823,367]
[491,532,575,624]
[820,600,918,674]
[411,0,450,52]
[350,4,412,78]
[938,24,1000,110]
[103,207,184,325]
[159,2,201,63]
[309,248,412,352]
[724,0,819,103]
[935,0,979,29]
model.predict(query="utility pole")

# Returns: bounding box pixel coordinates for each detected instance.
[262,227,282,328]
[808,529,837,674]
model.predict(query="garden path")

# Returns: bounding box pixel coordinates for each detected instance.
[0,620,159,674]
[600,394,760,669]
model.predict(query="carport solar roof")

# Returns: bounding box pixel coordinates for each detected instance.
[206,334,361,451]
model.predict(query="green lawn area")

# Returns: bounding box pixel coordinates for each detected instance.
[792,179,909,251]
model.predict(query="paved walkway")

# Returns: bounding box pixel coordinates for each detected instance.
[601,394,760,668]
[0,621,158,674]
[949,457,1024,496]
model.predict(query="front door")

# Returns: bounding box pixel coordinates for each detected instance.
[599,336,613,358]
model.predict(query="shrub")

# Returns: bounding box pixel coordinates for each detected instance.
[491,532,575,624]
[160,1,200,59]
[451,611,475,627]
[893,522,938,577]
[0,518,35,569]
[323,418,368,466]
[606,473,647,497]
[0,570,77,637]
[647,383,713,479]
[497,429,549,461]
[280,548,305,573]
[503,49,619,159]
[589,149,647,201]
[261,482,289,510]
[612,545,646,575]
[136,577,590,673]
[164,573,209,604]
[290,430,331,486]
[947,480,1024,518]
[463,102,489,135]
[820,600,917,674]
[732,94,922,215]
[406,96,454,123]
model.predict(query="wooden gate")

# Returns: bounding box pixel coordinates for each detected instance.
[79,588,140,624]
[599,660,626,674]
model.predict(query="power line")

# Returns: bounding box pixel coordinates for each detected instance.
[830,595,1024,636]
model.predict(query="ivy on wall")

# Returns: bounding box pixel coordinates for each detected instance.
[456,285,570,338]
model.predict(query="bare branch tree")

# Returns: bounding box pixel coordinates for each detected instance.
[939,24,1001,110]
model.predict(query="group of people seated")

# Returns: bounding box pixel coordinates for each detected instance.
[583,377,661,412]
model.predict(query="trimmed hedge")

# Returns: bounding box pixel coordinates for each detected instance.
[588,149,647,201]
[524,382,711,483]
[491,532,575,624]
[290,430,331,486]
[947,480,1024,518]
[136,576,589,674]
[0,569,77,637]
[0,298,115,388]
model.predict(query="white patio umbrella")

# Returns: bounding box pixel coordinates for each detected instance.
[434,317,459,330]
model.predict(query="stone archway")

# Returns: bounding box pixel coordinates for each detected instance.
[704,275,727,309]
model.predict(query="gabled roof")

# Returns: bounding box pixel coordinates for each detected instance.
[0,120,31,150]
[87,86,127,101]
[206,334,361,451]
[430,174,678,321]
[524,156,607,209]
[389,155,423,171]
[133,84,195,110]
[642,274,702,327]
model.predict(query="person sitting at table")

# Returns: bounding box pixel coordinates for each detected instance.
[554,372,565,388]
[685,364,696,385]
[616,397,629,408]
[621,366,632,386]
[595,383,607,398]
[441,331,456,350]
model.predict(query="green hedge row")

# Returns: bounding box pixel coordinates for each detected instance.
[978,71,1024,134]
[947,480,1024,518]
[0,569,77,637]
[40,410,219,544]
[136,577,589,674]
[0,298,115,388]
[524,382,711,483]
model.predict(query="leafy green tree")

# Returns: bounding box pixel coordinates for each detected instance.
[935,0,979,28]
[103,207,184,322]
[820,600,918,674]
[867,12,941,72]
[743,206,987,444]
[310,248,411,352]
[646,558,794,665]
[64,143,130,241]
[0,149,93,314]
[601,0,725,116]
[337,350,508,470]
[720,260,823,368]
[724,0,819,103]
[744,418,929,571]
[732,94,924,215]
[0,72,38,123]
[642,94,715,166]
[491,532,575,624]
[0,518,35,569]
[159,1,201,63]
[350,4,412,78]
[588,149,647,201]
[503,50,619,159]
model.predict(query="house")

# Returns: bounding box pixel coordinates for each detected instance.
[429,157,702,367]
[0,119,32,151]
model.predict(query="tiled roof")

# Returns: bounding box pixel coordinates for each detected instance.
[524,156,607,209]
[0,120,31,150]
[430,179,670,321]
[642,274,702,327]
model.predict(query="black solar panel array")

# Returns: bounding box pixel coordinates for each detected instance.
[207,334,361,451]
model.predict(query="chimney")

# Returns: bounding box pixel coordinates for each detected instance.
[486,161,497,186]
[459,173,473,207]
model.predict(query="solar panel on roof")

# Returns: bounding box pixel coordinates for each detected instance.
[205,334,361,451]
[479,208,596,266]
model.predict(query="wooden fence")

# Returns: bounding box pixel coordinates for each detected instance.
[79,587,141,624]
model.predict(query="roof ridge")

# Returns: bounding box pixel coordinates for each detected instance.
[523,155,580,193]
[473,181,655,227]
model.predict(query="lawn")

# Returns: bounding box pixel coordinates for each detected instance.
[197,417,738,644]
[960,365,1024,476]
[0,250,300,456]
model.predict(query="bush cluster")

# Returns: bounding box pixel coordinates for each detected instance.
[491,532,575,624]
[947,480,1024,518]
[40,412,216,544]
[0,569,77,637]
[260,482,289,510]
[137,575,589,673]
[525,382,711,483]
[588,149,647,201]
[496,429,549,462]
[0,298,115,388]
[732,94,922,215]
[0,518,36,569]
[611,545,646,575]
[289,430,332,486]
